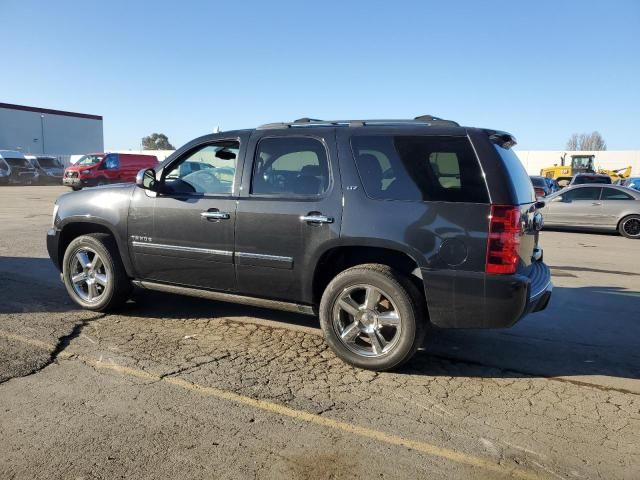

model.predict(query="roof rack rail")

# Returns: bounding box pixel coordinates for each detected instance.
[293,117,323,123]
[256,115,461,130]
[414,115,460,127]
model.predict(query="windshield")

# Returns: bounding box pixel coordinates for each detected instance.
[37,157,61,168]
[76,155,103,166]
[5,157,30,168]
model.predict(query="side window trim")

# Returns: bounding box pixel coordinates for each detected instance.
[249,135,333,200]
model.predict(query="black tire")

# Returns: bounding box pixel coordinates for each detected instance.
[319,263,426,371]
[71,186,81,191]
[62,233,131,311]
[618,215,640,239]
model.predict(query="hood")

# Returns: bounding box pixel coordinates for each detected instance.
[66,164,97,172]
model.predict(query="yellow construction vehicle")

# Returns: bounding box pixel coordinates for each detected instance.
[541,153,632,185]
[540,154,596,186]
[597,166,632,184]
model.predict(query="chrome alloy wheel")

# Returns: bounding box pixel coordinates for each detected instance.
[69,248,108,303]
[622,217,640,238]
[332,284,402,357]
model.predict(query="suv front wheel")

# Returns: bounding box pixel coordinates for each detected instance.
[319,264,426,371]
[62,233,131,311]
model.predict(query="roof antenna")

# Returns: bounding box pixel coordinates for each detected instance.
[214,126,220,133]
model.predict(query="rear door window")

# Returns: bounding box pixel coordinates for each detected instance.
[601,188,633,200]
[351,135,488,203]
[251,137,330,196]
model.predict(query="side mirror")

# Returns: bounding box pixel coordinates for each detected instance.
[136,168,157,191]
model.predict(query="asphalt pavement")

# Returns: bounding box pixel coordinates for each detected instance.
[0,186,638,479]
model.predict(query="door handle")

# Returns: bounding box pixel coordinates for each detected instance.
[300,214,334,224]
[591,202,602,206]
[201,211,230,220]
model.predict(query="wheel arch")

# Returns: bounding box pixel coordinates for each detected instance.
[57,220,134,276]
[310,243,426,307]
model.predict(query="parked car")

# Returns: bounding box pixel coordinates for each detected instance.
[47,115,551,370]
[530,175,559,197]
[621,177,640,192]
[0,150,39,184]
[25,155,64,184]
[543,184,640,238]
[0,157,10,185]
[569,173,612,185]
[63,153,158,190]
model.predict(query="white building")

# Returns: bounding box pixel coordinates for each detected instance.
[0,102,104,156]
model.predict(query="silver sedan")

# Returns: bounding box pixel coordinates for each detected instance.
[543,184,640,239]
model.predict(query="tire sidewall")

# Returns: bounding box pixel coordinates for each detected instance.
[62,236,117,310]
[619,215,640,239]
[319,267,418,371]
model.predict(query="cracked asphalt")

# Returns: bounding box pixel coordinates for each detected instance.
[1,186,639,479]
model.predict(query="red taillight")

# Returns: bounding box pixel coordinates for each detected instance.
[486,205,521,274]
[534,187,545,197]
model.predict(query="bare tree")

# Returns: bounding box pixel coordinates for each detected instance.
[566,133,579,150]
[566,131,607,151]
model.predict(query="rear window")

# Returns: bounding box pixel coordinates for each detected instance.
[493,145,535,204]
[572,176,611,185]
[530,177,546,187]
[351,135,489,203]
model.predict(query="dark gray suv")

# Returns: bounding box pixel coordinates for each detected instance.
[47,115,552,370]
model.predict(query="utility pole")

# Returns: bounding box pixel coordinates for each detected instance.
[40,114,45,154]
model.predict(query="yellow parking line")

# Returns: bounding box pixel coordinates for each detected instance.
[0,329,542,479]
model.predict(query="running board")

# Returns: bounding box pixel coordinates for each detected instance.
[132,280,316,316]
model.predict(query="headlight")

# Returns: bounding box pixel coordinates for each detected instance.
[81,170,91,175]
[52,204,59,226]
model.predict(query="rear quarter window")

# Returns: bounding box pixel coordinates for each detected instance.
[493,145,535,204]
[351,135,489,203]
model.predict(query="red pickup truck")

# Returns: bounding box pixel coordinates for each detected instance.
[63,153,158,190]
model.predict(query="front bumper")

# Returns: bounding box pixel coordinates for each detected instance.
[47,227,62,270]
[63,176,84,187]
[422,260,552,329]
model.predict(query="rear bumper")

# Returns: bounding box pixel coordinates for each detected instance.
[422,261,552,329]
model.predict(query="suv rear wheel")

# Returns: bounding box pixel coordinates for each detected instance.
[62,233,131,311]
[319,264,426,371]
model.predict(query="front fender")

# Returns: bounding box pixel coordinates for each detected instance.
[53,184,135,275]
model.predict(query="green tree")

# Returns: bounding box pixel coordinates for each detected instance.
[142,133,175,150]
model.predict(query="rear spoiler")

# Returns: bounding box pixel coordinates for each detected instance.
[486,130,517,149]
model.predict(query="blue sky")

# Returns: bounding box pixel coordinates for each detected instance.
[1,0,639,150]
